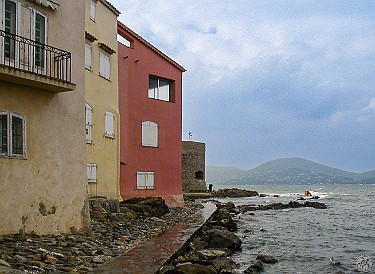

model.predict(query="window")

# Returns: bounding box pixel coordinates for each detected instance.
[195,171,204,180]
[85,43,92,70]
[2,0,47,70]
[99,52,110,80]
[148,76,174,102]
[89,0,96,21]
[0,111,26,158]
[137,172,154,189]
[87,163,97,183]
[85,103,93,143]
[34,11,46,68]
[4,0,17,60]
[104,112,114,138]
[142,121,158,147]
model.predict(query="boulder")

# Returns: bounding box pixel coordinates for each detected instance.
[304,201,327,209]
[173,263,217,274]
[120,197,170,217]
[215,188,259,198]
[209,209,237,231]
[244,260,264,273]
[212,257,237,272]
[256,254,278,264]
[201,228,242,253]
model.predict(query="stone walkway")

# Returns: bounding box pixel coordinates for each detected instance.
[91,202,216,274]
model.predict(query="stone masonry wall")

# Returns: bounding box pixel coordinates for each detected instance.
[182,141,207,193]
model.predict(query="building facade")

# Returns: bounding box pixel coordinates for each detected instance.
[182,141,207,193]
[85,0,120,199]
[118,22,185,207]
[0,0,90,234]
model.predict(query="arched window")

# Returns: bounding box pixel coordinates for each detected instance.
[142,121,158,147]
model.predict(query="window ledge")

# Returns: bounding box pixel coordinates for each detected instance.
[99,74,111,81]
[0,155,27,160]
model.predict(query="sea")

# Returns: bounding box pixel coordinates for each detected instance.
[216,183,375,274]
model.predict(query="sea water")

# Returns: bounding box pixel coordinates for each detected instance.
[217,184,375,273]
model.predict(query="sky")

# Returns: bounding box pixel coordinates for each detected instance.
[111,0,375,172]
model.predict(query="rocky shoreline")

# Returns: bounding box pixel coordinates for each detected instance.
[0,198,204,273]
[157,195,328,274]
[0,191,328,274]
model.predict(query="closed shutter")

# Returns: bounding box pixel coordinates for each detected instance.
[142,121,158,147]
[90,0,96,21]
[137,172,146,189]
[145,172,154,189]
[85,103,92,143]
[85,43,92,69]
[104,112,114,138]
[19,4,32,68]
[87,163,97,183]
[137,172,154,189]
[99,53,110,79]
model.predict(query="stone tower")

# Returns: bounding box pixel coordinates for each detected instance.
[182,141,207,193]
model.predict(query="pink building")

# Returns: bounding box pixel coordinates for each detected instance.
[117,22,186,207]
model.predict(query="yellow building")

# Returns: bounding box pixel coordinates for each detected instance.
[85,0,121,199]
[0,0,90,234]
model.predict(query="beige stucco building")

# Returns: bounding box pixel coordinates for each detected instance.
[85,0,121,199]
[0,0,90,234]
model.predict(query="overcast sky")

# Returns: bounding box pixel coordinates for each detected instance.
[112,0,375,172]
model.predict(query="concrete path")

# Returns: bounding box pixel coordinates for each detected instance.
[91,202,216,274]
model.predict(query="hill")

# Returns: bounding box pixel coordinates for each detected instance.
[206,157,375,185]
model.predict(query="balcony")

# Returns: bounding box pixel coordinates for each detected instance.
[0,30,75,93]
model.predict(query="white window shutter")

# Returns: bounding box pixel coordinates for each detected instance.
[142,121,158,147]
[85,43,92,69]
[137,172,146,189]
[145,172,155,189]
[151,122,158,147]
[142,121,150,146]
[92,164,97,182]
[105,112,114,138]
[99,53,110,79]
[90,0,96,20]
[85,104,93,143]
[87,163,97,183]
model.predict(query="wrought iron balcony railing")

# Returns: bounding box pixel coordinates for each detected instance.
[0,30,72,83]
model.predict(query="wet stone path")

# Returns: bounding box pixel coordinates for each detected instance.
[91,203,216,274]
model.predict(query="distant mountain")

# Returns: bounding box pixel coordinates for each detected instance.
[206,166,247,183]
[206,157,375,185]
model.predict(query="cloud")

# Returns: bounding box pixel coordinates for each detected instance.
[363,97,375,112]
[112,0,375,171]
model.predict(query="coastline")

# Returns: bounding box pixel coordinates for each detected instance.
[0,199,207,273]
[0,189,331,273]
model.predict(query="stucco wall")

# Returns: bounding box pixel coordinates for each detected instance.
[182,141,207,193]
[0,0,89,235]
[118,26,184,207]
[85,0,120,199]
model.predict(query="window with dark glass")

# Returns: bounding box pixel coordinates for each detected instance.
[0,112,26,158]
[35,12,46,67]
[148,76,174,102]
[4,0,17,60]
[0,115,8,154]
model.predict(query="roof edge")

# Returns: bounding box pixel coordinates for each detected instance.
[117,21,186,72]
[99,0,120,16]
